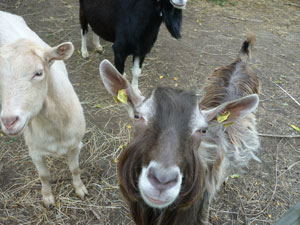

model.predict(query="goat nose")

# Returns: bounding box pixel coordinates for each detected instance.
[1,116,19,130]
[148,166,179,190]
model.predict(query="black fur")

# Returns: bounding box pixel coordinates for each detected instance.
[79,0,183,74]
[241,40,250,54]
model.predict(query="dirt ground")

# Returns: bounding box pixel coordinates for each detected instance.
[1,0,300,224]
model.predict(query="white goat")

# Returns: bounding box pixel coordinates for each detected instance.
[0,11,88,207]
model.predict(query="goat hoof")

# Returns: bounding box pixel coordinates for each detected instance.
[81,50,89,59]
[75,185,89,200]
[95,46,103,54]
[43,194,55,207]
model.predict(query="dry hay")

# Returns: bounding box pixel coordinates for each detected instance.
[1,0,300,225]
[0,103,133,225]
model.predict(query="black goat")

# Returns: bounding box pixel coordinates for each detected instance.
[79,0,186,90]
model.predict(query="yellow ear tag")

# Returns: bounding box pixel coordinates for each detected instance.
[217,111,230,123]
[224,122,235,127]
[117,89,128,104]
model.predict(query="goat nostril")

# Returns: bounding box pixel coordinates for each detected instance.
[148,166,179,188]
[2,116,19,129]
[148,168,160,185]
[163,175,179,188]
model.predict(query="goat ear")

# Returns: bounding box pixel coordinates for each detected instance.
[99,59,143,107]
[202,94,259,124]
[45,42,74,64]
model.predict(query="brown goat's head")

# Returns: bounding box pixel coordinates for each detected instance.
[99,60,259,211]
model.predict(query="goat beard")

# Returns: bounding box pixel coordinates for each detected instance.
[118,138,206,225]
[161,2,182,39]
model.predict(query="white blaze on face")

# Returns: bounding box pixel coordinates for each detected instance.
[133,93,155,122]
[189,104,208,134]
[0,41,48,136]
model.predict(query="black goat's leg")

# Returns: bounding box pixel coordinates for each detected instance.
[92,32,103,54]
[139,55,146,68]
[131,55,145,92]
[79,0,89,58]
[131,56,141,92]
[113,44,126,76]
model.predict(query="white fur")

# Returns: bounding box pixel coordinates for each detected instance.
[189,103,208,133]
[92,32,103,53]
[138,161,182,209]
[131,57,142,92]
[134,93,155,122]
[81,29,89,58]
[0,11,87,207]
[81,29,103,58]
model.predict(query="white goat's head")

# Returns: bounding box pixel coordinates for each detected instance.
[0,39,74,136]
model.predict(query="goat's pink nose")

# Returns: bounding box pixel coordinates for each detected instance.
[148,166,179,191]
[1,116,19,130]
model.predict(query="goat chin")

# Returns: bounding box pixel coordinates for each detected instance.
[1,115,28,137]
[1,121,27,136]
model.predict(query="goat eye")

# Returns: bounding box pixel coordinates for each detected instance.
[33,71,43,79]
[197,129,207,135]
[134,114,141,120]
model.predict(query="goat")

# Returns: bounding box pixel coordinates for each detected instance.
[0,11,87,207]
[99,34,260,225]
[80,0,186,91]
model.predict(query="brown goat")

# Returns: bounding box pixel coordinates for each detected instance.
[99,34,260,225]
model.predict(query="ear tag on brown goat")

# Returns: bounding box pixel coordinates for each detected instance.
[223,122,235,127]
[217,110,235,127]
[116,89,128,104]
[217,110,230,123]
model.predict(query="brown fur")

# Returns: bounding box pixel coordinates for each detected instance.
[118,136,206,225]
[118,35,260,225]
[201,35,260,109]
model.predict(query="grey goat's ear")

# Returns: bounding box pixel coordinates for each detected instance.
[99,59,144,107]
[202,94,259,125]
